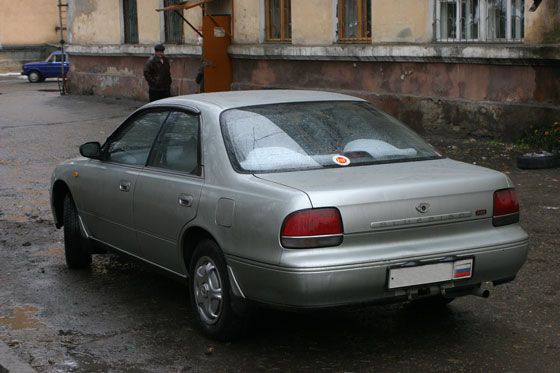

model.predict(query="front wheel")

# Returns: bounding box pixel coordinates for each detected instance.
[27,70,42,83]
[189,240,243,341]
[63,194,92,269]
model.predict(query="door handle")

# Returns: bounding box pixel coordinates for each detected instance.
[178,194,194,207]
[119,181,131,192]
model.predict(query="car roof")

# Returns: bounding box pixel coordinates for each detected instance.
[148,90,365,111]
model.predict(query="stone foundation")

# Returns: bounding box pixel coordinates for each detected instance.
[0,45,55,73]
[231,58,560,141]
[63,45,560,141]
[66,55,202,101]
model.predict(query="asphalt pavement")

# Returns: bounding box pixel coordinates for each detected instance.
[0,75,559,372]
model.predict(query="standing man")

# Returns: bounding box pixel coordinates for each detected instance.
[144,44,172,102]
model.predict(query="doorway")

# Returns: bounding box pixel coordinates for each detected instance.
[202,14,232,92]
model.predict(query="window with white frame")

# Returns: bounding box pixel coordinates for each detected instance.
[436,0,524,42]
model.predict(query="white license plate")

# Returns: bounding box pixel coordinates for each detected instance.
[388,259,473,289]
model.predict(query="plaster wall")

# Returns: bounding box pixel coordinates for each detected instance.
[292,0,334,45]
[182,5,203,44]
[233,0,261,43]
[71,0,202,46]
[0,0,59,46]
[71,0,120,44]
[64,0,559,141]
[372,0,432,43]
[525,0,560,44]
[138,0,161,44]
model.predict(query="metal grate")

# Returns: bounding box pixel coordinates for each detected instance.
[435,0,524,43]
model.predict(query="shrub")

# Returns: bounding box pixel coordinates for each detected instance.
[518,121,560,154]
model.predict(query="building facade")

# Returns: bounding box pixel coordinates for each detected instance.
[0,0,62,72]
[66,0,560,140]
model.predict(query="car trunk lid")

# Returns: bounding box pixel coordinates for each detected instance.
[255,158,510,234]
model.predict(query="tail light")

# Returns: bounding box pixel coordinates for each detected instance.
[493,188,520,226]
[281,208,343,248]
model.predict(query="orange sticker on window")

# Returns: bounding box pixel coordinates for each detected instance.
[333,155,350,166]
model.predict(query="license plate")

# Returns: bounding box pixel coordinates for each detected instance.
[388,259,473,289]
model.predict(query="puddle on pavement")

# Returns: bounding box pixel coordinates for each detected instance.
[31,245,64,257]
[1,214,28,223]
[0,306,42,330]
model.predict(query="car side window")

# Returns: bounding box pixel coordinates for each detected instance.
[148,111,201,175]
[105,111,169,166]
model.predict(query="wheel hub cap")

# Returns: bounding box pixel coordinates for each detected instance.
[193,257,223,325]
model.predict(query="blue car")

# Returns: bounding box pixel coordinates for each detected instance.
[21,51,69,83]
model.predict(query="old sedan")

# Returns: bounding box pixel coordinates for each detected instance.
[21,50,69,83]
[50,90,528,340]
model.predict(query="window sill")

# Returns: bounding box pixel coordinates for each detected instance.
[264,40,292,44]
[229,43,560,65]
[65,44,202,57]
[338,39,372,44]
[435,39,524,44]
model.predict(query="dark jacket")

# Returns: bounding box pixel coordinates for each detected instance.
[143,56,171,91]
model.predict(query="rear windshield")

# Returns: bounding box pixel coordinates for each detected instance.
[220,101,441,173]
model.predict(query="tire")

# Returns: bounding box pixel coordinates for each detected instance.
[516,153,559,170]
[63,194,92,269]
[27,70,42,83]
[189,239,243,341]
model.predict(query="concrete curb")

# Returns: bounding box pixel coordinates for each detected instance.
[0,340,36,373]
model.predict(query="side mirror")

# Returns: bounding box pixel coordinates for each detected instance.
[79,142,102,159]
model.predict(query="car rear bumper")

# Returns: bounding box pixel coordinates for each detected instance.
[227,237,529,308]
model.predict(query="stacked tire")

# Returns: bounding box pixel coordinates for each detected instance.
[517,152,560,170]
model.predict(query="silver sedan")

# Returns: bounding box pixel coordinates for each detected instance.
[50,90,528,340]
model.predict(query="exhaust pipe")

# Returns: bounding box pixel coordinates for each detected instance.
[472,287,490,298]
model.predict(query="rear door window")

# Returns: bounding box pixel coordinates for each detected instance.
[148,111,201,175]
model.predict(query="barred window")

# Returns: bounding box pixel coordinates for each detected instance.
[123,0,139,44]
[436,0,524,42]
[164,0,184,44]
[337,0,371,43]
[265,0,291,42]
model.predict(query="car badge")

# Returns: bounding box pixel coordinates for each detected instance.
[415,203,430,214]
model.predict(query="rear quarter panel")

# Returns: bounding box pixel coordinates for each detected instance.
[191,108,311,266]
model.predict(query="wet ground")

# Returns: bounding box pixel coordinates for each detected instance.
[0,76,559,372]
